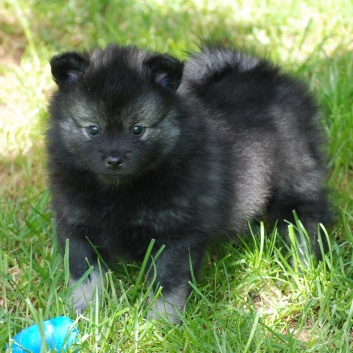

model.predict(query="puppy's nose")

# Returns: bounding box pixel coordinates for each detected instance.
[105,156,123,170]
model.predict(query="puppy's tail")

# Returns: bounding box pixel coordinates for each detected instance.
[183,45,262,84]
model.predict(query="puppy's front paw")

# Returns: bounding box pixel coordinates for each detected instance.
[147,285,189,325]
[147,297,182,325]
[68,269,103,313]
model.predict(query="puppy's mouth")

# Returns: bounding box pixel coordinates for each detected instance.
[99,173,132,184]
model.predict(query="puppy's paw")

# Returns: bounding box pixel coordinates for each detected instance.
[147,285,189,325]
[147,297,182,325]
[68,268,103,313]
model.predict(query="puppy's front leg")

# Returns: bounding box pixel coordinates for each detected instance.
[147,241,205,324]
[58,227,106,313]
[69,265,105,313]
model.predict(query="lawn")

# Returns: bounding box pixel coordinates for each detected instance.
[1,0,353,352]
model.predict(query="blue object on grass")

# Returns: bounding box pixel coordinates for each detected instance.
[9,316,79,352]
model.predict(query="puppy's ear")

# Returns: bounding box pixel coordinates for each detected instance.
[144,54,183,92]
[50,52,89,86]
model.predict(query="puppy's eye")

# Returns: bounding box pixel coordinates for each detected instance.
[87,125,100,137]
[131,125,145,137]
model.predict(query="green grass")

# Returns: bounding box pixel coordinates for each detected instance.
[1,0,353,351]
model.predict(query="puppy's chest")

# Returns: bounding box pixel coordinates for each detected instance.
[80,190,191,240]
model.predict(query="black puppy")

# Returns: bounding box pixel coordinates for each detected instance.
[47,44,331,323]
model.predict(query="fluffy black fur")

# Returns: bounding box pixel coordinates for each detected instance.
[47,44,332,323]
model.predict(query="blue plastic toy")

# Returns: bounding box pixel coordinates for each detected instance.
[9,316,79,352]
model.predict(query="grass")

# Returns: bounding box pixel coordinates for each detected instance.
[1,0,353,351]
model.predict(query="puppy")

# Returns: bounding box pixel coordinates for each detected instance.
[47,44,331,323]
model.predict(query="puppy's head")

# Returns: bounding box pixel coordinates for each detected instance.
[49,45,184,184]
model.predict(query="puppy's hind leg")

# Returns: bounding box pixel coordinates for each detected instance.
[267,187,332,264]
